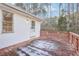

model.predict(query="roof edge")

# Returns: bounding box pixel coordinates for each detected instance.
[2,3,43,22]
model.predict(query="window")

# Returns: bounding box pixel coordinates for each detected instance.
[2,11,13,33]
[31,21,35,30]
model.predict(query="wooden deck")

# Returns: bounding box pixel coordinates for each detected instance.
[0,31,79,56]
[40,31,79,55]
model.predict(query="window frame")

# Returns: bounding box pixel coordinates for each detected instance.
[2,10,13,33]
[31,20,35,31]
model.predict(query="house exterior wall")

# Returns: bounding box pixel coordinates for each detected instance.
[0,10,41,49]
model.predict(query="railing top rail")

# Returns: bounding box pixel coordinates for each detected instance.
[69,32,79,38]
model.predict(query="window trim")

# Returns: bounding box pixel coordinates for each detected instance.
[2,10,14,33]
[31,20,35,32]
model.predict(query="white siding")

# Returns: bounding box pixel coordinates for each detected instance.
[0,10,41,49]
[0,10,2,34]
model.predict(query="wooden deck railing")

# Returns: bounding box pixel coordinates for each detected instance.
[40,31,69,43]
[69,32,79,52]
[40,31,79,53]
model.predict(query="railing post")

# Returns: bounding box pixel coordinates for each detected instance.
[77,39,78,51]
[68,32,79,55]
[69,32,73,44]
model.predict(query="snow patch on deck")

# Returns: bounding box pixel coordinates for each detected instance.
[31,40,59,51]
[16,39,63,56]
[17,46,52,56]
